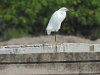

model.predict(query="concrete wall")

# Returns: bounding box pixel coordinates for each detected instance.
[0,43,100,75]
[0,43,99,54]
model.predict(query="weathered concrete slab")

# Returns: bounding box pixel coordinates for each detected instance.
[0,43,92,54]
[63,43,90,52]
[0,62,100,74]
[93,44,100,52]
[0,43,100,74]
[0,52,99,63]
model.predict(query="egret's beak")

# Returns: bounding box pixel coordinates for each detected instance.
[67,10,73,12]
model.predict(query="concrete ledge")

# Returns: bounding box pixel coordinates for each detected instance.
[0,43,95,54]
[0,62,100,74]
[0,52,99,63]
[0,43,100,74]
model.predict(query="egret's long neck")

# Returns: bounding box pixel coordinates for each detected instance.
[60,11,66,14]
[60,11,66,17]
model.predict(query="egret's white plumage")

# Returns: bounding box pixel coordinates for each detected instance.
[46,7,70,35]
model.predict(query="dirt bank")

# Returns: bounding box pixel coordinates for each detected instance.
[0,35,100,46]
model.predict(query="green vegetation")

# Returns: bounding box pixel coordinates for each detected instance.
[0,0,100,40]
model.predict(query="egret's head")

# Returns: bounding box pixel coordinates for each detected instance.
[59,7,72,12]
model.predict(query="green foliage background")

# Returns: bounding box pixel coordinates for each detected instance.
[0,0,100,40]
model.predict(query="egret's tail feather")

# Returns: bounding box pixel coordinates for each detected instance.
[47,30,51,35]
[46,24,52,35]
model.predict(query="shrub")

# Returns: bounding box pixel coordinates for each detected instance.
[0,0,100,40]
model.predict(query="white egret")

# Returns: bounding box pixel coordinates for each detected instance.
[46,7,72,44]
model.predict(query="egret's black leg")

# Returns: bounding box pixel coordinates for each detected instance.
[54,32,58,44]
[55,32,56,42]
[54,32,62,44]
